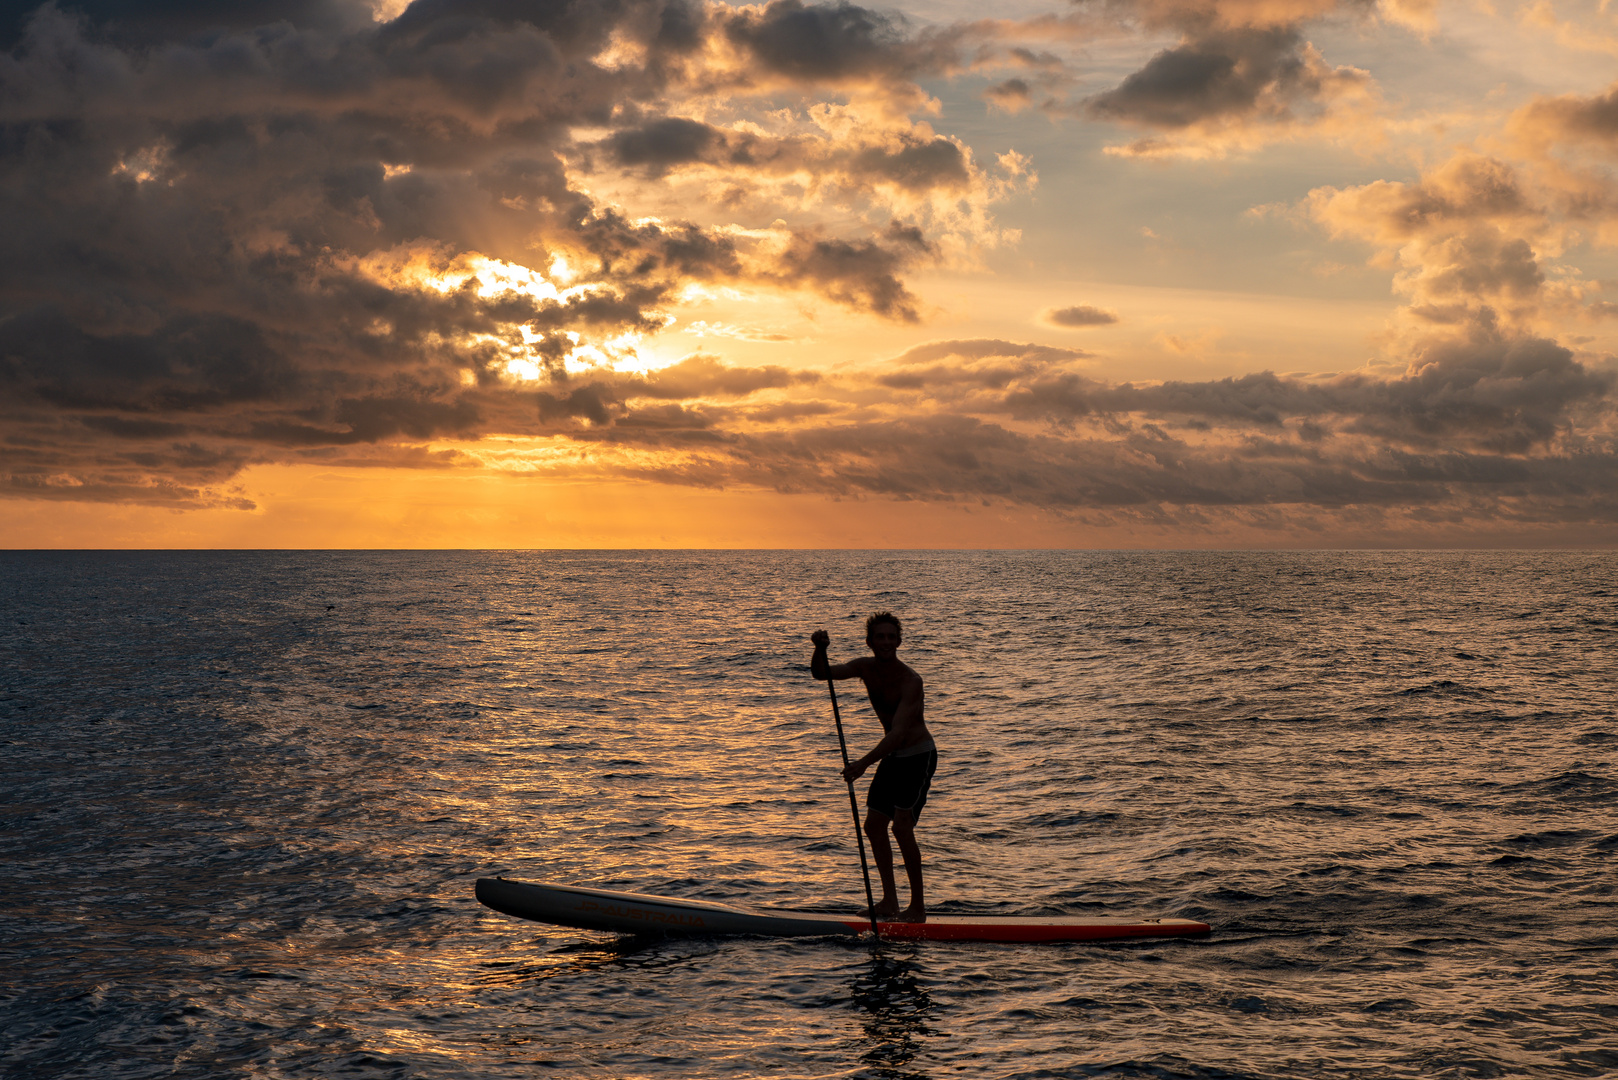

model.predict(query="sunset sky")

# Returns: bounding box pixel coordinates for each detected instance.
[3,0,1617,547]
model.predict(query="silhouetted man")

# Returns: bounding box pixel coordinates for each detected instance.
[811,612,937,923]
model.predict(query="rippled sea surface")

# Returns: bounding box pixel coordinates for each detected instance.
[2,550,1616,1079]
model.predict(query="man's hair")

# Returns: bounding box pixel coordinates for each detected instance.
[866,611,902,638]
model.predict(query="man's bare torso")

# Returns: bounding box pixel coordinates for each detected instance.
[855,657,931,751]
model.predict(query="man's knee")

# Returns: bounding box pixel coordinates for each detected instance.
[891,808,916,836]
[864,811,890,836]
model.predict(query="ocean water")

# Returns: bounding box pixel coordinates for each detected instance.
[1,549,1615,1080]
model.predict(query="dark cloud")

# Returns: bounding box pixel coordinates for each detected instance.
[1044,304,1119,327]
[78,415,192,439]
[536,383,616,426]
[0,309,301,412]
[635,354,816,399]
[983,77,1032,112]
[771,224,933,321]
[1004,328,1611,454]
[4,0,1610,538]
[876,338,1090,393]
[513,321,1618,529]
[892,339,1087,365]
[0,411,259,508]
[1517,82,1618,146]
[383,0,628,44]
[0,0,367,49]
[1074,0,1369,35]
[251,394,482,446]
[850,136,971,192]
[1,471,259,509]
[745,399,836,422]
[1046,2,1378,154]
[606,116,722,170]
[1085,25,1355,130]
[1340,333,1608,453]
[718,0,953,84]
[598,115,973,198]
[533,356,820,430]
[0,0,977,507]
[879,364,1026,390]
[564,407,1618,526]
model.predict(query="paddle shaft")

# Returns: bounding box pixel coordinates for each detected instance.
[826,678,880,939]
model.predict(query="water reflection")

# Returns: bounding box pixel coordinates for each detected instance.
[10,551,1614,1079]
[476,933,689,986]
[851,948,937,1080]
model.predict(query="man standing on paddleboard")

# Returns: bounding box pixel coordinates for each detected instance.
[811,613,937,923]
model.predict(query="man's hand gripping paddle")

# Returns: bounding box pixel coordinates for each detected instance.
[826,677,881,940]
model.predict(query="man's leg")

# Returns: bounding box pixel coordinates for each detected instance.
[890,807,925,922]
[863,809,900,916]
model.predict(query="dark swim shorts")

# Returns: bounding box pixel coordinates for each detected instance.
[867,747,938,821]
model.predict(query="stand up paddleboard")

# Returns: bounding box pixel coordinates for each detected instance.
[475,878,1211,942]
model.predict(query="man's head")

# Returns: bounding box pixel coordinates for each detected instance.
[866,611,902,655]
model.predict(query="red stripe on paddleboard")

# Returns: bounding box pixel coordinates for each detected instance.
[837,919,1211,942]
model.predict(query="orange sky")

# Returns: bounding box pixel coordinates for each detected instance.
[2,0,1616,547]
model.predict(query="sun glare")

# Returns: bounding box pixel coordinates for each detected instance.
[111,144,171,184]
[346,245,685,380]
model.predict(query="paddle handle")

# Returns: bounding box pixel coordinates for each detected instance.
[827,678,880,939]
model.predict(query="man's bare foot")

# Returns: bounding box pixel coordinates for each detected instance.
[892,904,926,924]
[861,899,901,919]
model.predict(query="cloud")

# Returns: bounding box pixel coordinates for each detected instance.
[1045,0,1382,157]
[685,320,794,341]
[635,354,817,398]
[1043,304,1119,327]
[0,0,1028,508]
[892,339,1087,365]
[1505,81,1618,245]
[3,0,1614,541]
[1304,152,1584,334]
[983,77,1033,112]
[1308,154,1539,245]
[531,354,819,430]
[585,104,1032,256]
[555,401,1617,531]
[1085,28,1375,157]
[1514,82,1618,150]
[1077,0,1367,35]
[719,0,922,83]
[1091,27,1305,127]
[596,113,983,206]
[504,327,1614,531]
[250,395,483,446]
[1004,327,1611,454]
[768,223,934,321]
[1291,127,1618,516]
[0,0,370,49]
[875,339,1089,394]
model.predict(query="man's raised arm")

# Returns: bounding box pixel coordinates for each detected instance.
[810,629,864,681]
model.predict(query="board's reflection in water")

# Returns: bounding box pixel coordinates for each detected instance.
[852,950,937,1080]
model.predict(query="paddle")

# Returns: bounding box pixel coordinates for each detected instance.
[826,677,881,939]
